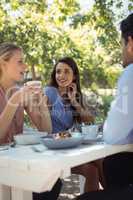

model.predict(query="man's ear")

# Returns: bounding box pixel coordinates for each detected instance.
[127,36,133,53]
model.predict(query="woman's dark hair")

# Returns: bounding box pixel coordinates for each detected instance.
[49,57,84,122]
[120,13,133,44]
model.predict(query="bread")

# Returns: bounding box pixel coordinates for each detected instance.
[53,132,72,139]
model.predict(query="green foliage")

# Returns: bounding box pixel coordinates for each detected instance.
[0,0,130,88]
[83,89,114,123]
[99,94,114,121]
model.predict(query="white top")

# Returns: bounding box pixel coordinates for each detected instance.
[103,63,133,144]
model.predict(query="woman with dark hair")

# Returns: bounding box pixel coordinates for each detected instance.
[48,57,93,126]
[44,57,104,192]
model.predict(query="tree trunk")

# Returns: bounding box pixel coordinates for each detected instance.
[31,65,36,80]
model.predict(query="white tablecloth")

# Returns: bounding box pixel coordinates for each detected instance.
[0,143,133,193]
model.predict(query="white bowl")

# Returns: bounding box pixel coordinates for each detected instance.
[23,129,48,136]
[36,131,48,137]
[14,134,41,145]
[70,132,82,138]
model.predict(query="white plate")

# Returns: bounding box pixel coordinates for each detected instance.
[42,136,83,149]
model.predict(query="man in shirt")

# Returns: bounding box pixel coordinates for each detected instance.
[76,13,133,200]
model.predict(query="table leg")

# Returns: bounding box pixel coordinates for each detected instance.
[79,175,85,194]
[11,187,32,200]
[0,184,11,200]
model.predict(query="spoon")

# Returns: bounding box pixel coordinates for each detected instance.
[31,145,46,153]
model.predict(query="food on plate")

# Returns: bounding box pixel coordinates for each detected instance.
[53,132,72,139]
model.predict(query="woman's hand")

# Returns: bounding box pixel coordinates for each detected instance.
[24,85,45,109]
[67,83,77,105]
[10,85,43,108]
[67,83,83,112]
[39,94,48,108]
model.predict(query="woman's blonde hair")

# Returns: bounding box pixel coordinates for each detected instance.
[0,42,21,77]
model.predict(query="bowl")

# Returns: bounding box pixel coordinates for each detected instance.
[14,134,41,145]
[70,132,82,138]
[42,136,83,149]
[23,129,48,137]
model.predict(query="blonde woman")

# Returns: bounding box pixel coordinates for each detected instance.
[0,42,61,200]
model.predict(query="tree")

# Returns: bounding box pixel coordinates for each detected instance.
[0,0,131,88]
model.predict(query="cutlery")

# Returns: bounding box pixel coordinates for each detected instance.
[31,145,46,153]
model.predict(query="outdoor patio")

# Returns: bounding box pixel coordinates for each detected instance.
[59,175,80,200]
